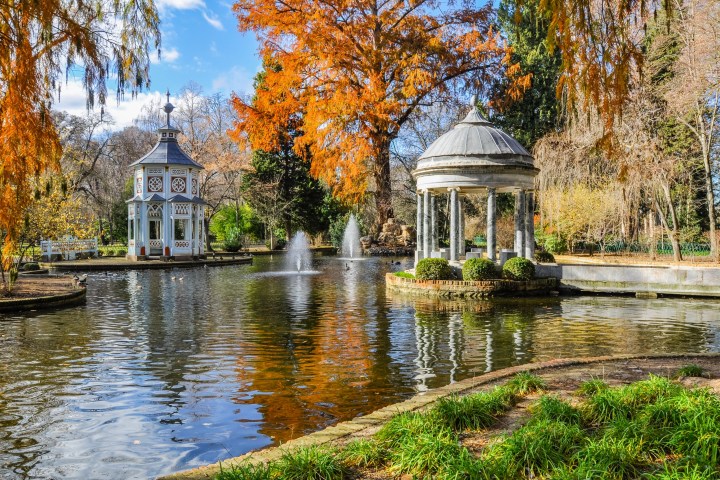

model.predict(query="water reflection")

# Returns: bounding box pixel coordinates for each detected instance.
[0,257,719,478]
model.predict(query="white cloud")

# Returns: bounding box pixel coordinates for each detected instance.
[202,10,224,30]
[211,66,254,95]
[157,0,205,9]
[54,79,165,130]
[151,47,180,64]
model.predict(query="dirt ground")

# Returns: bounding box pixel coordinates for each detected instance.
[348,356,720,480]
[1,275,78,299]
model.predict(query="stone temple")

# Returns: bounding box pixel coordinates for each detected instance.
[412,99,538,265]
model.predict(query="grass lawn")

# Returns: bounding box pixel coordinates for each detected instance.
[215,365,720,479]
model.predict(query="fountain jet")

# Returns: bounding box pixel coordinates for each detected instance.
[285,231,313,273]
[341,214,362,259]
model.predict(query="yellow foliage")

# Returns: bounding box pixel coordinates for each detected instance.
[22,175,96,244]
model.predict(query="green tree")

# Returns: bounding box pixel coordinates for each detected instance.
[491,0,562,149]
[242,148,331,243]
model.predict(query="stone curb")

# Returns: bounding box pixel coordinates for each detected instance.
[0,287,86,313]
[158,353,720,480]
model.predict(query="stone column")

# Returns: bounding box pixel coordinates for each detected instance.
[416,192,423,261]
[458,197,465,258]
[449,188,458,261]
[487,188,496,262]
[431,195,438,251]
[514,190,526,258]
[524,191,535,260]
[423,189,431,258]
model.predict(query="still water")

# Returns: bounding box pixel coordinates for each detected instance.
[1,255,719,479]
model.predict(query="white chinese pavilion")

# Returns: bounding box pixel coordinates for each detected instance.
[126,93,206,260]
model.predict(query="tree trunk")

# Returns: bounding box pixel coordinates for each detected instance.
[701,146,717,261]
[373,139,394,232]
[656,185,682,262]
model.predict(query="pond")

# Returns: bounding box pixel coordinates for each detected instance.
[1,255,719,479]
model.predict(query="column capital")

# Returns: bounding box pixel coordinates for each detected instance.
[447,187,460,193]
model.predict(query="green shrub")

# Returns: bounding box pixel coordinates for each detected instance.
[339,439,386,468]
[537,232,568,254]
[433,387,517,431]
[502,257,535,280]
[462,257,497,281]
[577,379,610,396]
[506,372,546,395]
[116,248,128,256]
[224,237,242,252]
[393,271,415,279]
[106,248,117,256]
[216,462,273,480]
[415,258,452,280]
[534,251,555,263]
[266,238,287,250]
[675,364,704,378]
[22,262,40,271]
[274,446,347,480]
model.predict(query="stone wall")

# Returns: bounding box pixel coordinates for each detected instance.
[536,263,720,297]
[386,273,558,298]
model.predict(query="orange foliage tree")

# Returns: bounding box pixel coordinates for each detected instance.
[231,0,527,228]
[0,0,160,284]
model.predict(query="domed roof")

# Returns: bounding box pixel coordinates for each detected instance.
[417,107,532,164]
[412,103,537,193]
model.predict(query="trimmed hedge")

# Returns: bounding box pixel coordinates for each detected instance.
[534,251,555,263]
[22,262,40,271]
[503,257,535,280]
[462,258,497,281]
[415,258,452,280]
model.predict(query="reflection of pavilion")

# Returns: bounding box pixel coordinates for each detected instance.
[413,311,466,391]
[408,298,541,390]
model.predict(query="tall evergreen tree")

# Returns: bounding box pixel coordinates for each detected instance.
[491,0,562,150]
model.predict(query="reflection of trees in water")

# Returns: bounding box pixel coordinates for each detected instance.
[229,259,410,444]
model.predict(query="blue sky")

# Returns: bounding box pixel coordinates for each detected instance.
[56,0,260,128]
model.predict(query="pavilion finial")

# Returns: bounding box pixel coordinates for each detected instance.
[163,89,174,127]
[470,94,477,108]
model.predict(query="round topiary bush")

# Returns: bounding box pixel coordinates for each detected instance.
[502,257,535,280]
[224,238,242,252]
[415,258,452,280]
[534,251,555,263]
[462,258,497,281]
[22,262,40,271]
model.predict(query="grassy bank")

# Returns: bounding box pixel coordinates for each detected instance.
[215,366,720,479]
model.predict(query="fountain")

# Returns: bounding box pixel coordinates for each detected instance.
[284,231,314,273]
[340,214,363,260]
